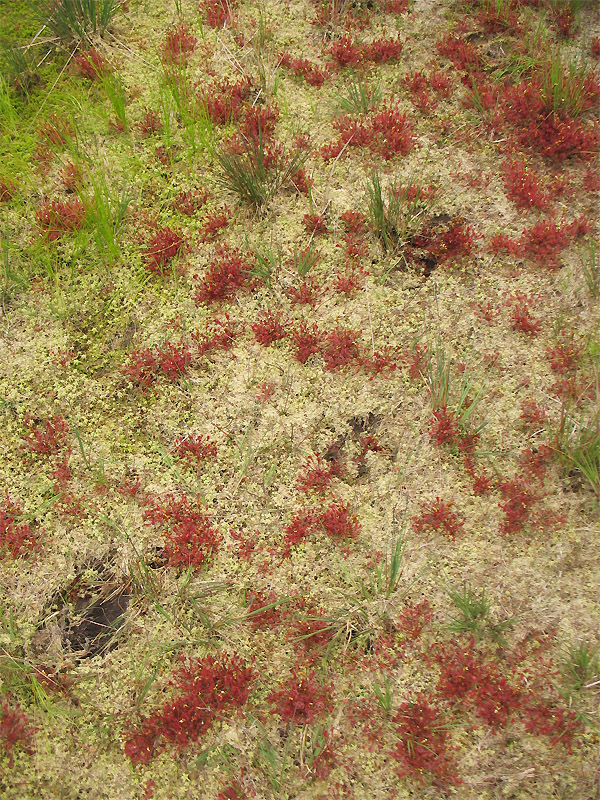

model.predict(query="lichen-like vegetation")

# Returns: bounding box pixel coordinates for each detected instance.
[1,0,599,797]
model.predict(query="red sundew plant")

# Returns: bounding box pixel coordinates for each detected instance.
[390,694,460,788]
[322,327,361,371]
[499,80,600,161]
[37,198,86,240]
[200,207,230,241]
[303,212,328,235]
[0,493,40,559]
[160,23,197,65]
[500,157,552,210]
[403,70,453,111]
[436,33,479,71]
[412,497,464,540]
[329,35,403,68]
[143,492,221,570]
[122,341,191,391]
[511,301,541,336]
[22,414,69,456]
[73,48,109,80]
[429,406,460,447]
[546,333,583,374]
[297,454,344,494]
[145,227,184,274]
[39,115,73,147]
[319,501,361,540]
[0,178,17,202]
[396,600,433,643]
[171,434,217,467]
[435,642,522,729]
[125,653,253,765]
[520,399,547,429]
[268,670,333,725]
[290,321,321,363]
[193,245,254,304]
[322,104,414,161]
[172,188,209,216]
[279,53,328,87]
[0,698,36,769]
[241,105,279,144]
[283,509,318,552]
[137,108,162,137]
[199,0,237,28]
[250,310,287,346]
[286,277,321,307]
[519,216,588,269]
[193,314,239,357]
[497,477,564,536]
[199,78,250,124]
[523,701,583,750]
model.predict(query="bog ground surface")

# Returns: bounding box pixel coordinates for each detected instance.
[1,0,599,797]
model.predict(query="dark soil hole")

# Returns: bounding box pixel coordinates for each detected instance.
[66,586,131,659]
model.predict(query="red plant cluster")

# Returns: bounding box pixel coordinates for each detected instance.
[436,33,479,71]
[290,321,321,363]
[322,103,414,161]
[429,406,460,447]
[0,697,36,769]
[37,198,86,240]
[143,492,221,570]
[125,653,253,765]
[524,702,582,750]
[251,310,287,346]
[0,178,17,203]
[145,227,184,274]
[199,0,237,27]
[73,48,109,80]
[122,341,191,391]
[199,78,250,124]
[172,188,209,216]
[499,79,599,161]
[546,334,581,376]
[412,497,464,540]
[193,314,239,357]
[22,414,69,456]
[269,670,333,725]
[240,105,279,144]
[435,642,521,729]
[329,35,403,68]
[303,212,328,235]
[137,108,162,137]
[39,115,73,147]
[193,245,254,304]
[279,53,328,87]
[413,219,478,265]
[286,277,321,307]
[321,500,361,540]
[500,157,554,210]
[497,474,564,536]
[200,207,230,241]
[171,434,217,466]
[510,297,541,336]
[403,69,453,110]
[160,23,197,65]
[490,216,587,270]
[283,501,360,552]
[397,600,433,643]
[390,694,460,788]
[0,493,39,559]
[297,454,344,494]
[322,327,362,371]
